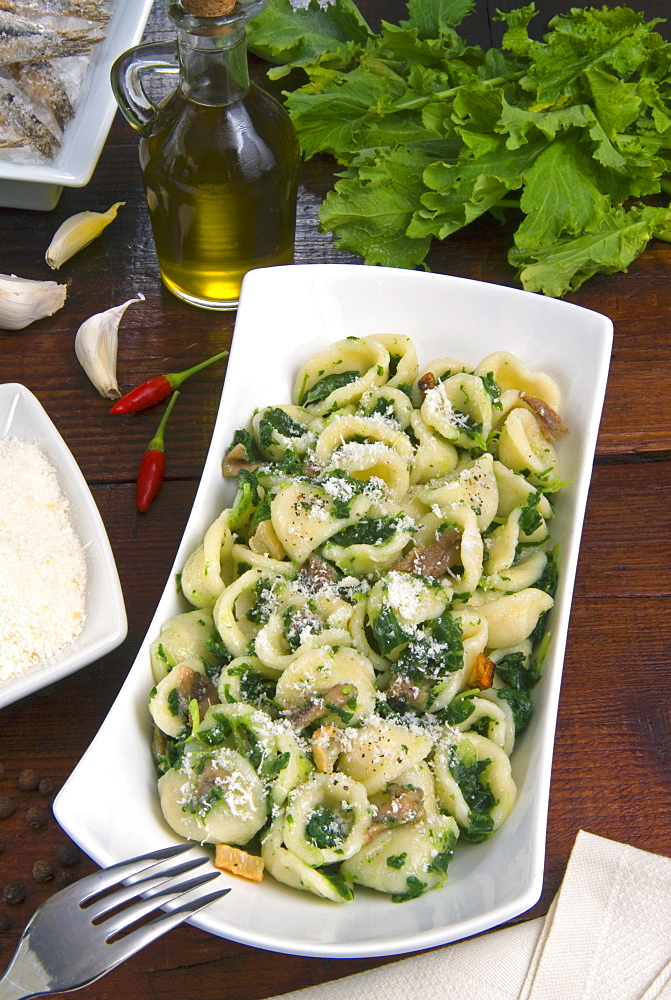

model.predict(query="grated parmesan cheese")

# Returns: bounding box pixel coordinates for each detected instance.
[385,571,425,621]
[0,437,87,683]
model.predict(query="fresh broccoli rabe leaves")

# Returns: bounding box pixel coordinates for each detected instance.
[249,0,671,297]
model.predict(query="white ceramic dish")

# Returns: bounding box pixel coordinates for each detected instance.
[0,0,153,210]
[54,264,613,958]
[0,383,127,710]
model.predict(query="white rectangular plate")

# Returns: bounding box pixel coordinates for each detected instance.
[0,383,126,710]
[54,264,613,958]
[0,0,154,208]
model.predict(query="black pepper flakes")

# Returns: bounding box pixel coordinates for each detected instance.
[32,860,54,884]
[54,869,75,889]
[25,805,49,830]
[3,883,26,905]
[56,842,80,867]
[0,797,15,819]
[17,769,40,791]
[37,777,54,796]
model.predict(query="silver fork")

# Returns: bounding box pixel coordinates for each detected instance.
[0,844,230,1000]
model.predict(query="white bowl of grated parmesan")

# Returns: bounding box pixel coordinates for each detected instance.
[0,382,126,709]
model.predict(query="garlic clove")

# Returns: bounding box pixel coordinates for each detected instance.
[74,294,144,399]
[0,272,67,331]
[45,202,125,270]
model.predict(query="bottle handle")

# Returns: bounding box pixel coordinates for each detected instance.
[111,40,180,131]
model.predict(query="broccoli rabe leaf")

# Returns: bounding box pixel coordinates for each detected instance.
[300,370,360,407]
[371,603,415,655]
[249,0,671,297]
[258,407,307,449]
[498,687,534,733]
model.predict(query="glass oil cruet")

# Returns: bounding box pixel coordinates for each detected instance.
[111,0,300,310]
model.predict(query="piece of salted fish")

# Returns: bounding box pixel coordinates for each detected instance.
[0,82,59,158]
[0,9,100,36]
[0,0,111,24]
[0,30,97,63]
[0,132,26,146]
[12,61,74,129]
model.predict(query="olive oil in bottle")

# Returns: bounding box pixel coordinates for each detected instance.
[112,0,300,310]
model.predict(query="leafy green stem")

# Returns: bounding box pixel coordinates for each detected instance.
[393,71,525,111]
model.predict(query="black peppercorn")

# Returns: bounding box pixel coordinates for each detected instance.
[0,912,10,932]
[56,843,80,867]
[3,883,26,905]
[17,769,40,791]
[32,860,54,884]
[54,869,75,889]
[37,777,54,796]
[0,797,15,819]
[25,805,49,830]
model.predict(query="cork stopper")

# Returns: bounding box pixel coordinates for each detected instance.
[182,0,236,15]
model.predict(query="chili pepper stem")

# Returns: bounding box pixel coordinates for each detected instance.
[168,349,228,389]
[148,389,180,452]
[110,349,228,414]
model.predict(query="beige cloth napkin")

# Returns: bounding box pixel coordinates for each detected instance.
[267,831,671,1000]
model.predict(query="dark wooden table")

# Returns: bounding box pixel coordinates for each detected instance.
[1,2,670,997]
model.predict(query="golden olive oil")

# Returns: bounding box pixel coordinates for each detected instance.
[141,85,299,309]
[112,2,300,310]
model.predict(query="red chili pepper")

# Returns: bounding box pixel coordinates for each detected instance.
[136,391,180,513]
[110,349,228,414]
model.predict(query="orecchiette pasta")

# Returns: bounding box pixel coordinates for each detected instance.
[149,335,566,904]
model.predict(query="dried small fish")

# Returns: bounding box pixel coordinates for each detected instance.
[0,82,59,158]
[0,9,100,38]
[12,61,74,129]
[0,30,97,63]
[0,0,111,24]
[0,0,110,163]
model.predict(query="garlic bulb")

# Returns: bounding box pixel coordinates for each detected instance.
[75,294,144,399]
[45,202,125,270]
[0,273,67,331]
